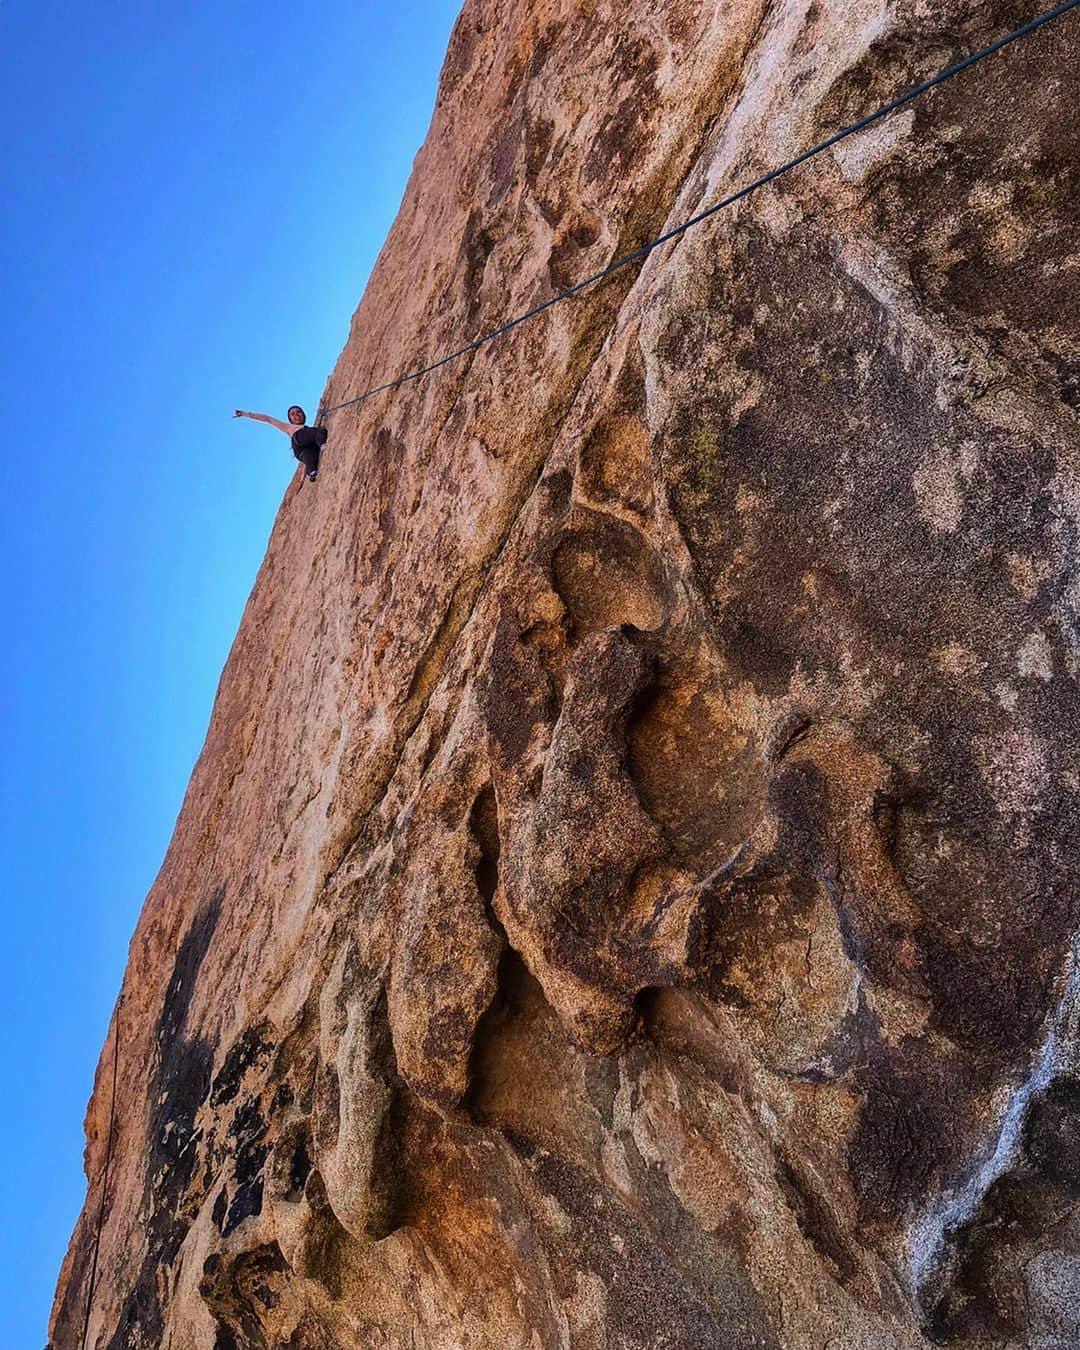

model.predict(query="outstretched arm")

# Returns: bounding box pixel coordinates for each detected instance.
[234,410,294,435]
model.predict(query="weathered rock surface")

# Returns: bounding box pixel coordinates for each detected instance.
[52,1,1080,1346]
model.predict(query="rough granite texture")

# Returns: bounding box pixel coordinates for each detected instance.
[51,1,1080,1346]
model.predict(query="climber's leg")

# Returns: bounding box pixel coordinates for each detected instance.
[294,444,320,480]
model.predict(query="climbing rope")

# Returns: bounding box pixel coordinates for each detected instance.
[80,992,124,1350]
[317,0,1079,423]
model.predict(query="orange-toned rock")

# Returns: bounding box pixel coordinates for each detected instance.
[52,1,1080,1346]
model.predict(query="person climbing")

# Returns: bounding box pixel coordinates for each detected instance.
[234,405,327,481]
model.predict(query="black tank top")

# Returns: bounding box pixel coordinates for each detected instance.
[291,425,327,453]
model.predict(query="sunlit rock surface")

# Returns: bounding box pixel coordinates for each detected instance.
[51,1,1080,1346]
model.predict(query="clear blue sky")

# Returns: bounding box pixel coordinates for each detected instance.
[0,2,461,1341]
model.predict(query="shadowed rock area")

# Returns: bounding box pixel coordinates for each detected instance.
[51,1,1080,1346]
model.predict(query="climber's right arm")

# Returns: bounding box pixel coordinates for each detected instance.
[234,410,294,435]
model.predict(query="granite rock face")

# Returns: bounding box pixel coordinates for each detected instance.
[51,1,1080,1346]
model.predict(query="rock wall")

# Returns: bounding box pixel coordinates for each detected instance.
[51,1,1080,1346]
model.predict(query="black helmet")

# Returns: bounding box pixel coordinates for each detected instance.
[287,405,306,423]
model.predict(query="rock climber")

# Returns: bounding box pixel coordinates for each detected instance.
[234,405,327,481]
